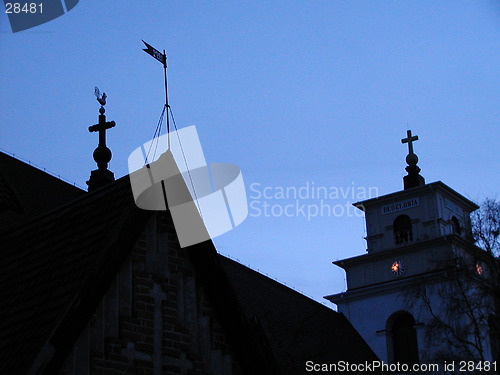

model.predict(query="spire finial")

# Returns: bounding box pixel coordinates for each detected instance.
[86,87,116,192]
[402,129,418,155]
[401,129,425,190]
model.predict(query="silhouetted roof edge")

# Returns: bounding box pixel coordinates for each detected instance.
[2,174,130,238]
[218,255,383,371]
[1,161,380,374]
[0,176,154,373]
[1,173,280,374]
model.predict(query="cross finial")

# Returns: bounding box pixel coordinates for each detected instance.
[87,90,116,192]
[400,129,425,190]
[88,112,115,169]
[401,129,418,155]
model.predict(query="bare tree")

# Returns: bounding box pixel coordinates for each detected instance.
[472,198,500,257]
[405,198,500,371]
[471,198,500,367]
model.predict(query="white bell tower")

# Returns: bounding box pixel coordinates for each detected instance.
[326,131,495,367]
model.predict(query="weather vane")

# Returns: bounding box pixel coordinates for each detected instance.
[94,87,107,113]
[142,40,170,148]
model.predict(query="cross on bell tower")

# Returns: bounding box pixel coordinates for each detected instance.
[401,129,425,190]
[402,129,418,155]
[86,87,116,192]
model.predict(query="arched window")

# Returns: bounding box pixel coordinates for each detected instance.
[451,216,461,235]
[393,215,413,245]
[392,312,419,365]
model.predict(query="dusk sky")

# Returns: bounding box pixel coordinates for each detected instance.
[1,1,499,306]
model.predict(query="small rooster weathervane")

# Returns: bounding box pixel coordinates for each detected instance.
[94,86,107,109]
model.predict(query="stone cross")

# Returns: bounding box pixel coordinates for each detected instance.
[87,92,116,191]
[401,130,418,155]
[88,106,115,171]
[89,107,115,151]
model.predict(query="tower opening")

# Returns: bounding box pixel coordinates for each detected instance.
[393,215,413,245]
[389,312,419,365]
[451,216,461,235]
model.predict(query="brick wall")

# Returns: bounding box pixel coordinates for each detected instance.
[59,212,243,375]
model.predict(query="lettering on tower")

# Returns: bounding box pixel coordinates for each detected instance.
[382,197,420,215]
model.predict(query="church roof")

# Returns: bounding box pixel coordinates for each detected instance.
[220,256,379,373]
[0,152,85,233]
[0,152,379,374]
[0,173,151,374]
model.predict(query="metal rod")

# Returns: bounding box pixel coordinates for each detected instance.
[163,50,170,150]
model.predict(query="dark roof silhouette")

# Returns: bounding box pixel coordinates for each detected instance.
[0,173,149,374]
[0,152,85,232]
[220,256,379,372]
[0,151,379,374]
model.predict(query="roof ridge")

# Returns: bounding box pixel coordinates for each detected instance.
[218,254,335,311]
[1,175,132,238]
[0,150,85,190]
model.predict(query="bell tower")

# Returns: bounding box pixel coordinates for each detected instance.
[325,130,494,365]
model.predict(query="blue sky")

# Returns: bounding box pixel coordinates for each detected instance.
[1,1,499,305]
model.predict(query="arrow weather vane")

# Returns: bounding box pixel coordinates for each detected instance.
[142,40,170,148]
